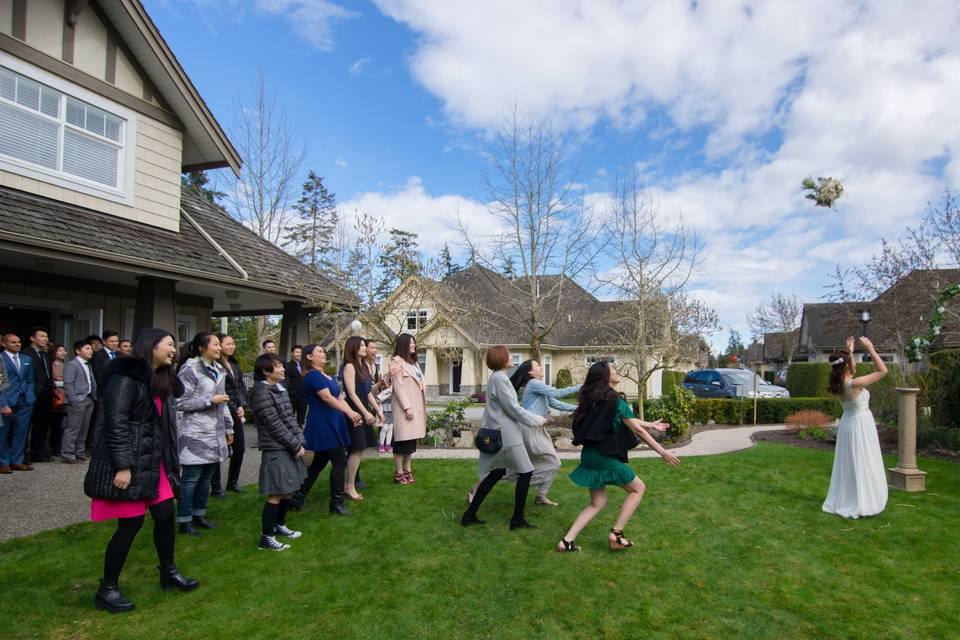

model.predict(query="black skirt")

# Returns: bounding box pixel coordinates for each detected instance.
[348,423,378,451]
[392,438,417,455]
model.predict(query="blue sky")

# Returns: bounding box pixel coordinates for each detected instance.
[147,1,960,350]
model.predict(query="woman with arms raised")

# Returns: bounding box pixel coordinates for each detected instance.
[557,361,678,552]
[85,329,198,613]
[822,336,888,519]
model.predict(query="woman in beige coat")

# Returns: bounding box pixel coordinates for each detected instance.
[387,333,427,484]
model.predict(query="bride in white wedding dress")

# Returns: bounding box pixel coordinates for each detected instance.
[822,336,889,519]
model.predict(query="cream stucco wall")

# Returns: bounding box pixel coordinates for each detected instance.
[1,0,183,230]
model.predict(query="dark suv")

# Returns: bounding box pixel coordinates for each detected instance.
[682,368,790,399]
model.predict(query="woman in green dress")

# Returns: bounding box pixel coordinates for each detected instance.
[558,362,679,552]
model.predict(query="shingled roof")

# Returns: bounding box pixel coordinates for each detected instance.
[0,184,356,308]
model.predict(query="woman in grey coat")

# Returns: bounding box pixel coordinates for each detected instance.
[174,332,233,536]
[461,346,551,530]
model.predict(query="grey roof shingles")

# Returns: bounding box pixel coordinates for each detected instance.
[0,184,356,307]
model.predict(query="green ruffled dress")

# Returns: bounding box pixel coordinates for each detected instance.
[569,398,638,489]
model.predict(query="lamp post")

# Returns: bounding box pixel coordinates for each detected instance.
[859,308,871,362]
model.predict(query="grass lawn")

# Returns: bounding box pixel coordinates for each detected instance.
[2,443,958,640]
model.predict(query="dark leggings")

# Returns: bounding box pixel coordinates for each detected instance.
[299,446,347,498]
[213,410,246,491]
[463,468,533,523]
[103,498,176,583]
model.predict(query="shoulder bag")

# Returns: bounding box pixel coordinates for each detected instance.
[474,427,502,454]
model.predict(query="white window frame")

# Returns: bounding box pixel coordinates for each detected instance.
[405,309,429,331]
[586,354,617,365]
[0,52,137,205]
[176,315,196,345]
[544,354,552,385]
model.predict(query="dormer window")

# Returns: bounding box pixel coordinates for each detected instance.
[0,57,135,204]
[406,309,428,331]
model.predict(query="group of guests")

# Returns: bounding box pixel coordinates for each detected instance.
[0,328,132,474]
[83,328,429,612]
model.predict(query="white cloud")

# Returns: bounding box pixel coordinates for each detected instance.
[334,157,350,168]
[341,177,488,255]
[168,0,357,50]
[348,56,373,75]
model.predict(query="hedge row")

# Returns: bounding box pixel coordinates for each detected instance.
[660,370,687,396]
[641,396,842,425]
[927,349,960,429]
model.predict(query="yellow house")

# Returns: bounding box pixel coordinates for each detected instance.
[0,0,354,347]
[324,265,701,400]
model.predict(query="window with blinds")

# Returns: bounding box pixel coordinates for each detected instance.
[0,65,125,191]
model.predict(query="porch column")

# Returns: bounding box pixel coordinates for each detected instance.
[280,300,310,357]
[424,348,440,399]
[460,348,476,395]
[134,276,177,337]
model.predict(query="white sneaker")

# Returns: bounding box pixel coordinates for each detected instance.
[274,524,302,539]
[258,535,290,551]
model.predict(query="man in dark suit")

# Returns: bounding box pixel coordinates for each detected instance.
[284,345,306,426]
[1,332,36,473]
[24,326,53,462]
[88,330,119,449]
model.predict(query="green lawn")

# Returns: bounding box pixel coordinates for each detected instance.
[2,443,958,640]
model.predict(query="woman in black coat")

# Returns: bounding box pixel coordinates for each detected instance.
[217,333,247,493]
[84,329,199,614]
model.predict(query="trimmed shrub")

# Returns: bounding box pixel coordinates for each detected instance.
[784,410,833,432]
[786,363,833,398]
[926,349,960,429]
[644,386,696,443]
[644,397,843,425]
[555,368,573,389]
[854,362,901,427]
[660,370,687,397]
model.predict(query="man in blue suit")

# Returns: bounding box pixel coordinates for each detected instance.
[1,332,36,473]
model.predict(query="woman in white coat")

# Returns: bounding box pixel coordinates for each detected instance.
[461,346,551,530]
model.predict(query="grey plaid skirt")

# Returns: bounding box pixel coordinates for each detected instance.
[258,450,307,496]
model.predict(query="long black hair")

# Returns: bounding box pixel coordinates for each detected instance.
[827,350,853,395]
[343,335,370,381]
[394,332,417,365]
[133,328,179,399]
[509,359,536,393]
[215,332,235,379]
[177,331,217,372]
[571,362,619,426]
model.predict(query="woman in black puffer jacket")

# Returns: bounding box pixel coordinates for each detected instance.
[84,328,199,614]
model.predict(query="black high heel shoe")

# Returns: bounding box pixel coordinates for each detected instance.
[94,579,135,613]
[609,528,634,550]
[556,538,581,552]
[509,518,536,530]
[158,565,200,592]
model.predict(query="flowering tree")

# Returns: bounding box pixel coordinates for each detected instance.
[802,176,844,209]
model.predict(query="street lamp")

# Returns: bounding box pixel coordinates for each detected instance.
[350,319,363,333]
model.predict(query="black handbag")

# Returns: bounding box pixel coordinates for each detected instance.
[474,427,503,454]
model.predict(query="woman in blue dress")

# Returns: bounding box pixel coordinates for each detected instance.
[290,344,362,515]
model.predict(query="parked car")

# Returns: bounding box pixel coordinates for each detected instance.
[683,368,790,399]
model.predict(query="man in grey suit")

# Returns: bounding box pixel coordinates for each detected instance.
[62,339,98,463]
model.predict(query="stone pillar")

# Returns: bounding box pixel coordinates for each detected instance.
[280,300,310,357]
[424,348,440,399]
[887,387,926,491]
[460,348,476,395]
[133,276,177,338]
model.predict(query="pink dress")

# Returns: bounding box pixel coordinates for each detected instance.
[90,396,174,522]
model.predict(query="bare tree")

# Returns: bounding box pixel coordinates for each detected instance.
[218,71,308,347]
[597,168,719,414]
[747,290,802,366]
[458,107,602,359]
[220,71,307,246]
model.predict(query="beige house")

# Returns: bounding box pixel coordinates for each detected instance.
[0,0,354,347]
[324,265,702,400]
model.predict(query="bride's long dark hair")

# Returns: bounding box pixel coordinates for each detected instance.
[571,362,620,425]
[827,350,854,395]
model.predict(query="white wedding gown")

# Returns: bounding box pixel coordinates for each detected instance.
[822,383,888,518]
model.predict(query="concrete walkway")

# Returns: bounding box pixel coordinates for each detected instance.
[0,423,784,542]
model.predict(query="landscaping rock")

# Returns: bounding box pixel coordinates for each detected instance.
[455,430,475,448]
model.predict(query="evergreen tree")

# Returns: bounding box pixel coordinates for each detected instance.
[466,246,477,266]
[376,229,423,299]
[724,329,746,366]
[181,171,225,204]
[284,172,338,269]
[439,243,460,278]
[501,254,517,279]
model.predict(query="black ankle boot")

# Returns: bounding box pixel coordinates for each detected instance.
[509,518,536,530]
[158,565,199,592]
[461,513,486,527]
[329,493,350,516]
[289,491,305,512]
[179,521,202,537]
[192,515,217,529]
[94,579,135,613]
